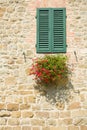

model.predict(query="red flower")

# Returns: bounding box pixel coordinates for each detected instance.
[58,74,61,78]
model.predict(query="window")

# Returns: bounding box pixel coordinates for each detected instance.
[36,8,66,53]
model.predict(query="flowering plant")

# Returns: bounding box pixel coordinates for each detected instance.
[29,55,69,86]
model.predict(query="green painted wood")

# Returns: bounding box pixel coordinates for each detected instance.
[36,8,51,53]
[36,8,66,53]
[52,8,66,52]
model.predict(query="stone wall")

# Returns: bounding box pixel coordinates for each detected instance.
[0,0,87,130]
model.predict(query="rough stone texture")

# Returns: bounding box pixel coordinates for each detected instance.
[0,104,5,110]
[22,111,34,118]
[59,111,71,118]
[31,119,45,126]
[8,118,20,125]
[50,127,67,130]
[0,111,11,117]
[13,127,21,130]
[0,0,87,129]
[11,111,21,118]
[80,126,87,130]
[68,102,81,109]
[32,127,40,130]
[0,118,7,125]
[7,103,19,111]
[20,104,30,110]
[68,126,79,130]
[22,126,31,130]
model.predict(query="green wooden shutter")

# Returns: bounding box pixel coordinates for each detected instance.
[52,8,66,52]
[36,8,51,53]
[36,8,66,53]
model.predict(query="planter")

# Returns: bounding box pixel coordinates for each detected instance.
[29,54,70,87]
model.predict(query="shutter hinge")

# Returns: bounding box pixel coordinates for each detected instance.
[35,16,37,19]
[35,44,37,47]
[66,44,68,47]
[66,16,67,18]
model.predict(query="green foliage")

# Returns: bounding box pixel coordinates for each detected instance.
[29,55,69,86]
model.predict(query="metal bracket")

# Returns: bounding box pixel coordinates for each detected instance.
[23,52,26,62]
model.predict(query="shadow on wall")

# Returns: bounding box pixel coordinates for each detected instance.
[34,80,74,106]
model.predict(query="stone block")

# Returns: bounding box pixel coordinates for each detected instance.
[0,111,11,117]
[7,7,15,13]
[68,102,81,110]
[50,112,59,118]
[80,126,87,130]
[32,127,40,130]
[80,94,85,102]
[24,96,36,103]
[12,111,21,118]
[32,105,41,111]
[5,77,16,86]
[72,110,87,117]
[63,118,73,125]
[0,118,7,125]
[47,119,57,126]
[22,126,31,130]
[13,127,21,130]
[59,111,71,118]
[7,103,19,111]
[0,7,6,17]
[74,118,87,125]
[8,118,19,125]
[20,104,30,110]
[42,127,50,130]
[13,97,23,104]
[0,104,5,110]
[68,126,79,130]
[19,91,33,95]
[0,127,13,130]
[50,126,67,130]
[31,119,45,126]
[20,119,30,125]
[36,112,49,118]
[22,111,34,118]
